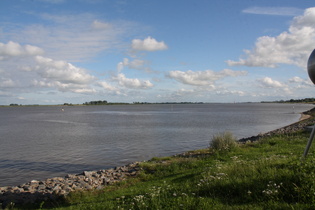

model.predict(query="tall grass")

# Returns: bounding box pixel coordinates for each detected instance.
[209,131,238,152]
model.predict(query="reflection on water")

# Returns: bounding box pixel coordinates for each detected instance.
[0,103,313,186]
[0,159,107,173]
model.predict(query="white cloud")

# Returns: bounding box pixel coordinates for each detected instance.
[96,81,125,95]
[0,41,44,60]
[32,79,96,94]
[168,69,247,86]
[227,7,315,68]
[289,76,313,87]
[131,36,168,51]
[0,78,15,88]
[242,7,303,16]
[257,77,287,88]
[26,56,97,93]
[113,73,154,89]
[5,14,136,62]
[34,56,95,85]
[289,76,305,83]
[97,81,118,91]
[216,90,246,96]
[171,88,195,98]
[116,58,152,72]
[128,59,146,69]
[92,20,112,30]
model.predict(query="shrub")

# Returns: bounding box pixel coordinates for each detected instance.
[210,131,238,152]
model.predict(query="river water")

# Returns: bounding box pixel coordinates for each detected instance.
[0,103,313,186]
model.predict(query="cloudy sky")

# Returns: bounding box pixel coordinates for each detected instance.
[1,0,315,105]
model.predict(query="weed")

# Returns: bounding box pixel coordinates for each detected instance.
[209,131,238,153]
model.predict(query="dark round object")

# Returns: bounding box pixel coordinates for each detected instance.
[308,49,315,85]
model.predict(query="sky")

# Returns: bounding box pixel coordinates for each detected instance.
[1,0,315,105]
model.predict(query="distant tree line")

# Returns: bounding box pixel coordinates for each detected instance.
[83,100,108,105]
[286,98,315,103]
[133,102,204,104]
[263,98,315,103]
[82,101,205,106]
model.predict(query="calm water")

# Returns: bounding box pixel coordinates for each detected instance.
[0,103,313,186]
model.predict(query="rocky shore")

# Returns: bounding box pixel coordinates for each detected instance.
[0,163,142,208]
[1,107,314,208]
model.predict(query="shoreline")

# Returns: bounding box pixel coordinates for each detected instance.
[238,107,315,143]
[300,113,311,121]
[1,107,315,207]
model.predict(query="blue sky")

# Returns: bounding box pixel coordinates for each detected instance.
[1,0,315,104]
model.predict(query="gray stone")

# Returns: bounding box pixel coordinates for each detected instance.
[83,171,93,177]
[0,162,143,207]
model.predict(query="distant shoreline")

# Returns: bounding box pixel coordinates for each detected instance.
[1,101,315,107]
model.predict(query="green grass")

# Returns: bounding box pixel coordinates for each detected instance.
[10,130,315,210]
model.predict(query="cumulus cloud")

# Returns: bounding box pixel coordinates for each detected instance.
[0,41,44,60]
[30,56,96,93]
[168,69,247,86]
[34,56,95,84]
[96,81,125,95]
[113,73,154,89]
[131,36,168,51]
[227,7,315,68]
[257,77,286,88]
[97,81,118,91]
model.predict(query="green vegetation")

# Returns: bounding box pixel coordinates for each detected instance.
[83,100,108,105]
[133,102,204,104]
[14,127,315,209]
[209,131,238,153]
[262,97,315,103]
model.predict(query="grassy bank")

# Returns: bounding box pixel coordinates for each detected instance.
[10,115,315,209]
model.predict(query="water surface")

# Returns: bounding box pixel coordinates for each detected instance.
[0,103,313,186]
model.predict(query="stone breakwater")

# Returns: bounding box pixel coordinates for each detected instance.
[0,162,141,208]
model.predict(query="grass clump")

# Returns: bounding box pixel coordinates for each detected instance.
[210,131,238,153]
